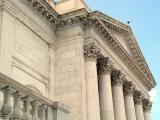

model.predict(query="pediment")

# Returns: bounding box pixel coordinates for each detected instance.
[106,28,133,58]
[88,11,156,88]
[94,12,156,86]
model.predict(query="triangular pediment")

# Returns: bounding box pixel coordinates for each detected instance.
[88,11,156,88]
[106,27,133,58]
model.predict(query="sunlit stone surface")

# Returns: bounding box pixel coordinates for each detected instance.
[0,0,156,120]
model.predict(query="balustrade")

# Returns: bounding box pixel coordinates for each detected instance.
[0,73,70,120]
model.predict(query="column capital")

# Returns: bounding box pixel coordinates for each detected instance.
[143,98,152,112]
[123,81,135,96]
[111,70,125,86]
[133,90,143,105]
[97,57,113,74]
[84,42,100,61]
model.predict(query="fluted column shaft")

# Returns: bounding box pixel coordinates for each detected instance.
[111,70,126,120]
[84,42,100,120]
[97,57,114,120]
[123,81,136,120]
[133,90,144,120]
[143,98,152,120]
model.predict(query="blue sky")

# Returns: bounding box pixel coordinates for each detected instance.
[85,0,160,119]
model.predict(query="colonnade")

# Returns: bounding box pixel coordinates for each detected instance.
[84,42,152,120]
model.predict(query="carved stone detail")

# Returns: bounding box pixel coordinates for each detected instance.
[28,0,57,24]
[84,42,100,61]
[97,57,113,74]
[133,90,143,105]
[143,98,152,112]
[11,91,22,119]
[111,70,125,86]
[38,104,47,120]
[1,86,13,119]
[31,101,40,120]
[123,81,135,96]
[21,96,32,120]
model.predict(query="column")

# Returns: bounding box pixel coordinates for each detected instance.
[111,70,126,120]
[97,57,114,120]
[123,81,136,120]
[84,42,100,120]
[133,90,144,120]
[143,98,152,120]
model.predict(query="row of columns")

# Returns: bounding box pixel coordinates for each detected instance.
[84,42,152,120]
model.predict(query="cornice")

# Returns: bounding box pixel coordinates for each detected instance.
[1,0,56,46]
[125,28,156,86]
[88,11,130,33]
[28,0,58,22]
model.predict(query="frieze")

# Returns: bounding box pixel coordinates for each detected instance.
[97,57,113,74]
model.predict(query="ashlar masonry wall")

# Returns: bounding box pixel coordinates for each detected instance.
[0,0,56,99]
[55,24,87,120]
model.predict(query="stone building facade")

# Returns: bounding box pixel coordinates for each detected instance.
[0,0,156,120]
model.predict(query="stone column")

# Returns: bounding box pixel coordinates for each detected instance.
[143,98,152,120]
[133,90,144,120]
[123,81,136,120]
[84,42,101,120]
[111,70,126,120]
[97,57,114,120]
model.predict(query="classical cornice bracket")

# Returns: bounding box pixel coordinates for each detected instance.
[28,0,58,24]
